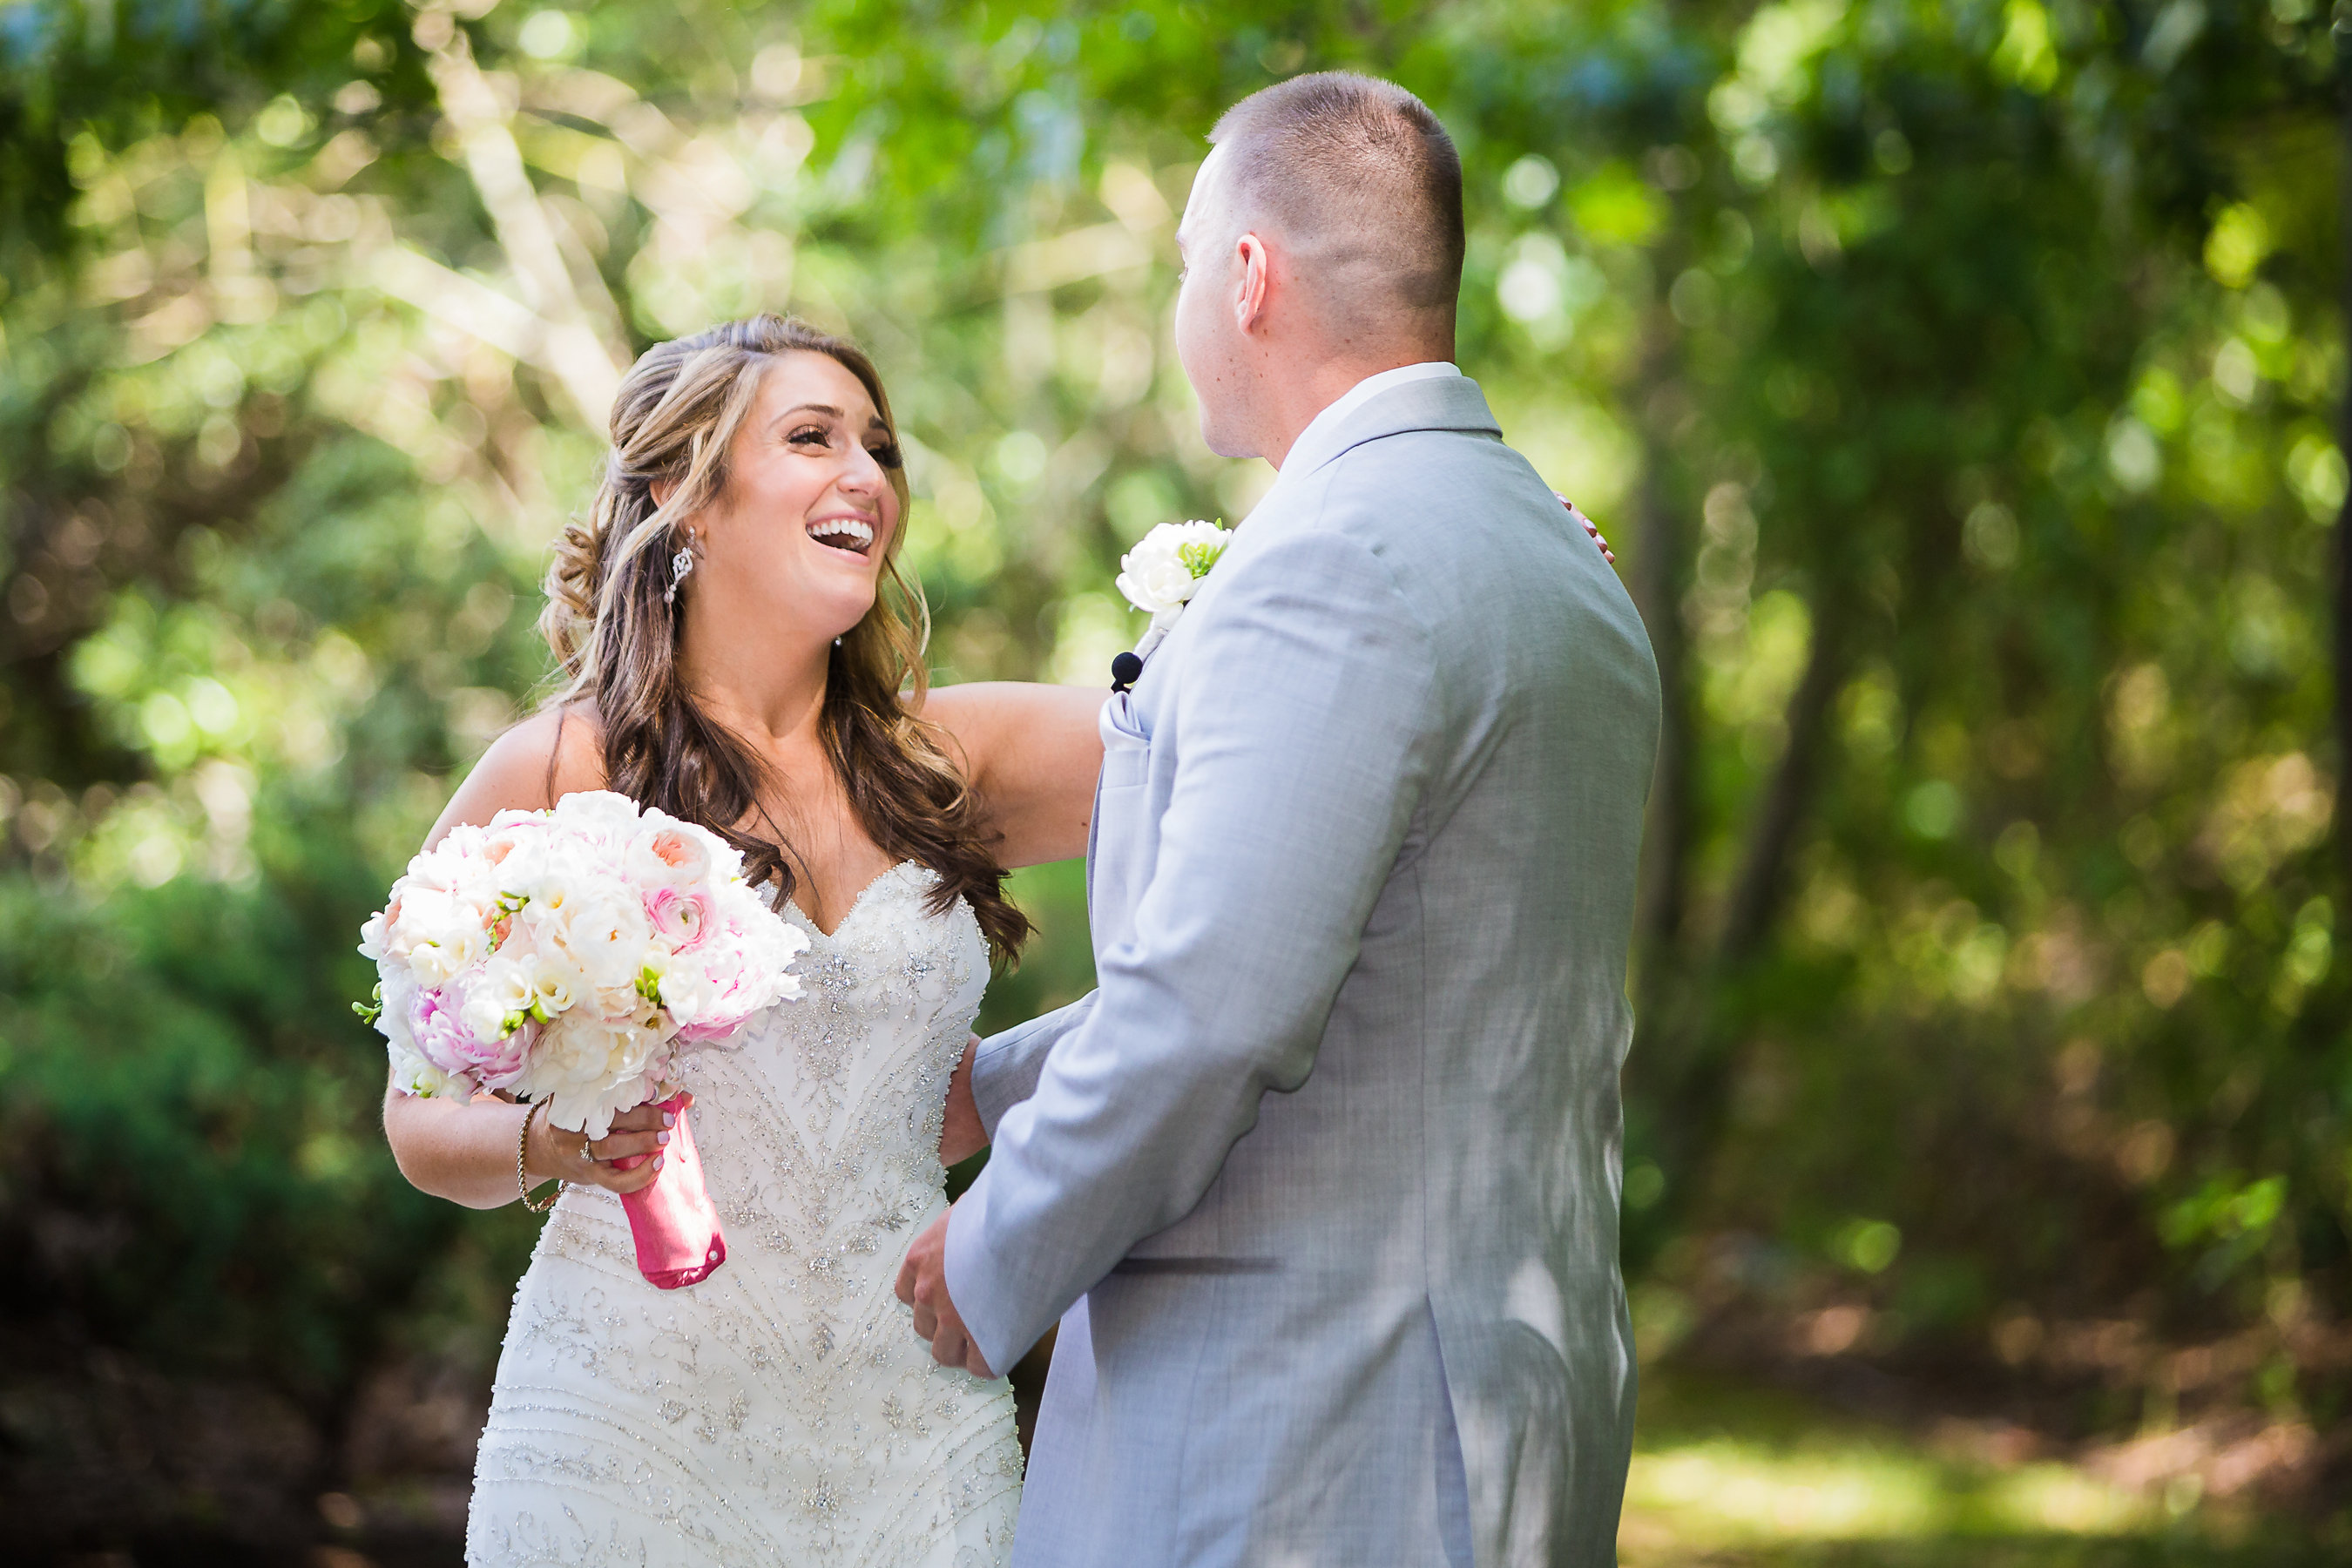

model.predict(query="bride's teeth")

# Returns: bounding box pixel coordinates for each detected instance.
[809,520,874,551]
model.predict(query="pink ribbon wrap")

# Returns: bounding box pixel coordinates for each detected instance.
[612,1092,727,1289]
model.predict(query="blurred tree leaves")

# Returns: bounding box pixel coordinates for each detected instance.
[0,0,2347,1473]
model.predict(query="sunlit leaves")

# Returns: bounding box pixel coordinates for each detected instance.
[1991,1,2061,94]
[2204,202,2270,289]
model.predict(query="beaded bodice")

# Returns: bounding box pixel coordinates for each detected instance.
[466,862,1022,1567]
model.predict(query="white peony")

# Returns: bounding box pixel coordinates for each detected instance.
[390,886,492,982]
[551,788,645,855]
[1115,519,1232,618]
[540,882,652,991]
[515,1014,671,1139]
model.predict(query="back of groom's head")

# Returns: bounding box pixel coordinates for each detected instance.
[1208,71,1463,343]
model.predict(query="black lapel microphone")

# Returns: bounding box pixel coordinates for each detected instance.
[1109,652,1145,693]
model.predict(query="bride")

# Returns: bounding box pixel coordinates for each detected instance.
[380,314,1105,1566]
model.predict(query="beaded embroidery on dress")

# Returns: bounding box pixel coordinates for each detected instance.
[466,863,1021,1567]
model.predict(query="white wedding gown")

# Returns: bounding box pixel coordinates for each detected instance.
[466,863,1023,1566]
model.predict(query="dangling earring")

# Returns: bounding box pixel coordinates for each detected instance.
[664,536,697,605]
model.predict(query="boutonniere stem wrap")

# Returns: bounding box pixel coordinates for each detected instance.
[1113,520,1231,681]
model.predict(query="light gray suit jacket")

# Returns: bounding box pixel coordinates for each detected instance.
[944,374,1659,1567]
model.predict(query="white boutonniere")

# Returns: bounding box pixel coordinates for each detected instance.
[1116,518,1231,662]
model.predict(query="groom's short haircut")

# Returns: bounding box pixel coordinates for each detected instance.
[1209,72,1464,329]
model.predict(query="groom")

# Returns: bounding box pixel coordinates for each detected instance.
[899,72,1659,1565]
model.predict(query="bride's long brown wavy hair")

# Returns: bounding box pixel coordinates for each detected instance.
[538,314,1029,962]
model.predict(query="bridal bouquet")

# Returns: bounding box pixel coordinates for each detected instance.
[359,789,807,1288]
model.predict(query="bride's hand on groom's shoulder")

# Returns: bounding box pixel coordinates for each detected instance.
[1555,492,1616,564]
[939,1035,986,1168]
[526,1094,691,1197]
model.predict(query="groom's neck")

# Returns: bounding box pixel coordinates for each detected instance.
[1251,338,1455,470]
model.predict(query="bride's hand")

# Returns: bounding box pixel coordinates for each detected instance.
[939,1036,986,1168]
[1554,492,1616,564]
[524,1095,691,1198]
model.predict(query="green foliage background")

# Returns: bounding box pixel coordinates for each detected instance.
[1,0,2348,1544]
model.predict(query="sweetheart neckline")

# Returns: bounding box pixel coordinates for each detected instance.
[783,859,919,942]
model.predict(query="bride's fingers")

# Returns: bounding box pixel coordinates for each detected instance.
[604,1102,673,1135]
[590,1126,669,1164]
[589,1152,664,1193]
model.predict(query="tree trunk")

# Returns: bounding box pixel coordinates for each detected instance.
[1720,597,1846,963]
[2335,75,2352,896]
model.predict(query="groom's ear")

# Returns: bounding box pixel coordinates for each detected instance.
[1233,232,1274,335]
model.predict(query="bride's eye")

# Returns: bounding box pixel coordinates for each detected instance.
[868,442,902,470]
[787,425,830,448]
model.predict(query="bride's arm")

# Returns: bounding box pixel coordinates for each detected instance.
[920,683,1105,868]
[378,707,672,1207]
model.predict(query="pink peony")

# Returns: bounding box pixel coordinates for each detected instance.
[409,977,536,1093]
[667,931,777,1043]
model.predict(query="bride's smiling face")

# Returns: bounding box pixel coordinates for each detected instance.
[686,350,903,645]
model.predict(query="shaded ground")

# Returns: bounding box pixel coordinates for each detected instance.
[10,1335,2342,1565]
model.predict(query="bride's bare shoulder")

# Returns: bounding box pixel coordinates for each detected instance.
[427,703,608,846]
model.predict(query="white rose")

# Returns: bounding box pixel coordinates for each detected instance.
[458,988,510,1044]
[1141,558,1193,608]
[358,907,392,963]
[482,956,534,1015]
[526,951,590,1017]
[517,846,588,921]
[373,970,420,1053]
[626,817,718,889]
[1115,519,1231,617]
[658,959,721,1028]
[387,1037,462,1100]
[408,936,470,988]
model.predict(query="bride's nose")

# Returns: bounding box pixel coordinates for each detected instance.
[838,445,886,497]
